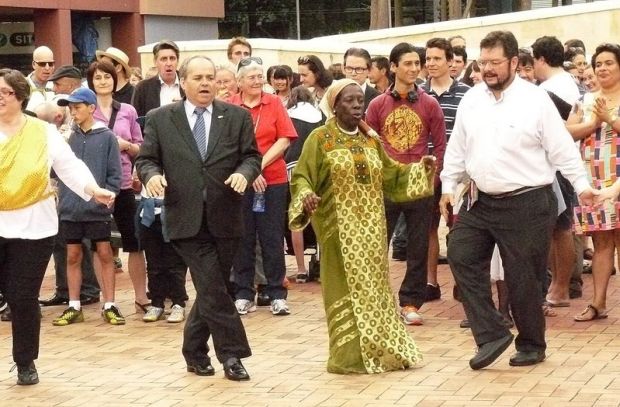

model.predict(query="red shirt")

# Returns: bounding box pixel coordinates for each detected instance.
[229,92,297,185]
[366,87,446,181]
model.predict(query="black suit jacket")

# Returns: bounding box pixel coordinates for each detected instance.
[364,85,380,111]
[131,75,186,118]
[136,100,261,240]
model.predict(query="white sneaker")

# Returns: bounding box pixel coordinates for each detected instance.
[143,306,164,322]
[270,299,290,316]
[400,305,423,325]
[167,304,185,323]
[235,299,256,315]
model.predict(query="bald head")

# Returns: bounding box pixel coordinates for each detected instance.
[34,101,66,129]
[32,46,55,84]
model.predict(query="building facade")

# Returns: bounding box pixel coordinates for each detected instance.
[0,0,224,71]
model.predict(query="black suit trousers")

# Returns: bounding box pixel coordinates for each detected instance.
[172,209,251,364]
[447,186,557,353]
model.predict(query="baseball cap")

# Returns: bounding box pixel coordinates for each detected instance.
[48,65,82,82]
[56,88,97,107]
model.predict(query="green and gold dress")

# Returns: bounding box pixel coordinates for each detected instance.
[289,119,434,374]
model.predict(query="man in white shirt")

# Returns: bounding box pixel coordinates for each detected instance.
[531,35,582,310]
[439,31,596,371]
[26,46,55,112]
[132,40,184,119]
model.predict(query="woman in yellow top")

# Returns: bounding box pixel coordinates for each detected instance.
[0,69,115,385]
[289,79,435,374]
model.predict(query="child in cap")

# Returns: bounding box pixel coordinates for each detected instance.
[53,88,125,326]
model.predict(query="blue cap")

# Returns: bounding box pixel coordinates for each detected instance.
[57,87,97,107]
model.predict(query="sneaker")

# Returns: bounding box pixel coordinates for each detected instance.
[400,305,423,325]
[52,307,84,326]
[295,273,309,283]
[102,305,125,325]
[167,304,185,323]
[270,299,290,316]
[113,257,123,273]
[235,299,256,315]
[142,306,164,322]
[11,362,39,385]
[425,284,441,301]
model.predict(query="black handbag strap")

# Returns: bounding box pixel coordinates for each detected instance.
[107,100,121,130]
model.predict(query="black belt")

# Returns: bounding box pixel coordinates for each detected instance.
[482,185,548,199]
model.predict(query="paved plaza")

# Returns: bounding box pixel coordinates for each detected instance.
[1,245,619,407]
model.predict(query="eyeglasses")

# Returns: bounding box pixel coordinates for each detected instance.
[237,57,263,70]
[343,66,368,74]
[476,58,509,68]
[34,61,54,67]
[0,88,16,97]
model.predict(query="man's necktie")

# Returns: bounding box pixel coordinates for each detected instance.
[193,107,207,159]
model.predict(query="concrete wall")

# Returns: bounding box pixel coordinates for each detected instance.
[143,16,219,45]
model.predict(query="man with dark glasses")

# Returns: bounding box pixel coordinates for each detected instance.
[26,46,55,112]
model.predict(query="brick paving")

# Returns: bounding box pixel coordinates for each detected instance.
[1,243,619,407]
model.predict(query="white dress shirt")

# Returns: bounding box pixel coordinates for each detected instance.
[184,100,213,154]
[441,76,589,196]
[159,75,182,106]
[0,123,96,239]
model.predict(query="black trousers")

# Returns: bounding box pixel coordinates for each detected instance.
[172,212,251,365]
[234,184,288,301]
[0,236,55,366]
[448,186,557,352]
[385,196,434,309]
[140,216,188,308]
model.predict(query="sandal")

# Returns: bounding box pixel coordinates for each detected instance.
[574,304,608,322]
[135,301,151,313]
[295,273,308,283]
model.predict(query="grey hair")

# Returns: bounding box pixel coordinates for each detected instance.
[178,55,216,80]
[236,61,263,80]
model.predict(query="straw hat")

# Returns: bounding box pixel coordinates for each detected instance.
[96,47,131,77]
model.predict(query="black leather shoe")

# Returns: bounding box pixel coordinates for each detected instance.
[223,358,250,381]
[1,306,11,322]
[186,360,215,376]
[391,250,406,261]
[16,362,39,385]
[509,351,545,366]
[469,334,514,370]
[39,293,68,306]
[80,295,100,305]
[256,292,271,307]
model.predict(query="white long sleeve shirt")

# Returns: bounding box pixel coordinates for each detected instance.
[0,124,96,239]
[441,76,589,196]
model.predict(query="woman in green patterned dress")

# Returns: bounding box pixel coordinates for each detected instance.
[289,79,435,374]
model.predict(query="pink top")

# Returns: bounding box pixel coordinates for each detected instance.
[94,101,143,189]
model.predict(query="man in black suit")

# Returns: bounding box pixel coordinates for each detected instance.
[342,47,380,111]
[136,55,261,381]
[132,40,185,119]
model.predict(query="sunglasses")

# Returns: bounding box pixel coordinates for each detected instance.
[34,61,55,67]
[237,57,263,70]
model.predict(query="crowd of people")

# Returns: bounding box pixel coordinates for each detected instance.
[1,29,619,385]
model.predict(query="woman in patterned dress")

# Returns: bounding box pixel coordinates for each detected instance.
[289,79,435,373]
[569,43,620,321]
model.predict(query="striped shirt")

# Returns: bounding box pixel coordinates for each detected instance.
[421,79,470,142]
